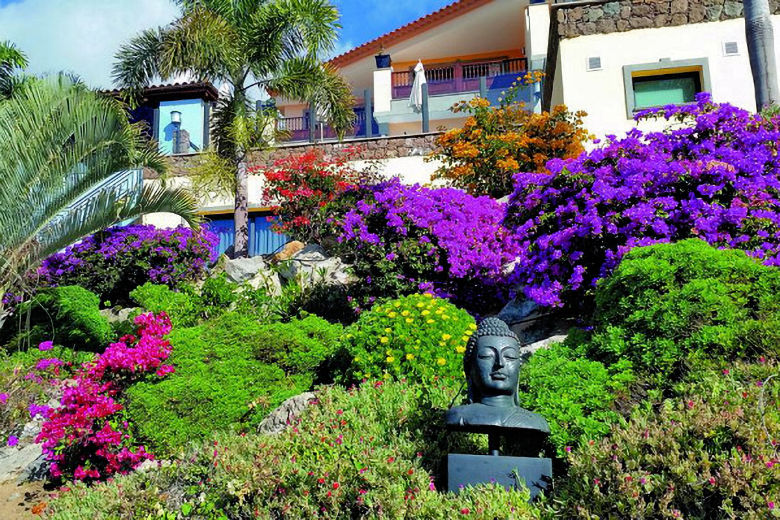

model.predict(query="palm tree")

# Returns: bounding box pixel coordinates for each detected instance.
[0,40,28,99]
[113,0,355,258]
[745,0,779,110]
[0,75,199,318]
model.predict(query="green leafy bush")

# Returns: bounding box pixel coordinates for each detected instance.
[517,342,633,456]
[253,314,342,376]
[129,283,201,328]
[47,381,542,519]
[2,286,112,351]
[550,360,780,519]
[584,239,780,385]
[339,293,476,383]
[124,312,340,456]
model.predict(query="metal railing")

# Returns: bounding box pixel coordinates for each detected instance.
[391,57,528,99]
[276,108,376,143]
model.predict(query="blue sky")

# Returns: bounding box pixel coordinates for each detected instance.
[0,0,454,88]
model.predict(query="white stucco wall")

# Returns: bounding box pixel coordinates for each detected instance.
[555,17,779,139]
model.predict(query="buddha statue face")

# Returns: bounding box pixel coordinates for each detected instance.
[463,317,522,406]
[473,335,521,397]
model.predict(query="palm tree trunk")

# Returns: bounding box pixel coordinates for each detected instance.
[745,0,779,110]
[234,149,249,258]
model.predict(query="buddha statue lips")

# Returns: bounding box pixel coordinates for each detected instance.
[446,317,550,436]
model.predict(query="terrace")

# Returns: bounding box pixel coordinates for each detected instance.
[390,57,528,99]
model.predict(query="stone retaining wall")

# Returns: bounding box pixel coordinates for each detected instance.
[152,132,443,178]
[555,0,778,39]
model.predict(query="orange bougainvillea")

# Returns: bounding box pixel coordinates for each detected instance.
[430,73,591,198]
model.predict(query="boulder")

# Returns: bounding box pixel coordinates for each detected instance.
[272,241,305,263]
[279,245,354,287]
[99,307,138,324]
[258,392,317,434]
[223,256,269,284]
[248,270,283,297]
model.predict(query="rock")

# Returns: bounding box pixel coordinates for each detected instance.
[497,298,571,346]
[293,244,328,262]
[258,392,317,434]
[723,0,742,17]
[0,444,44,484]
[521,334,569,358]
[99,307,138,324]
[278,244,355,287]
[248,270,283,297]
[223,256,269,284]
[272,241,305,263]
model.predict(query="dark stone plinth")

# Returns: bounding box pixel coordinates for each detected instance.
[446,454,552,500]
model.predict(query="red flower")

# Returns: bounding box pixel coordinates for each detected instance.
[332,482,340,490]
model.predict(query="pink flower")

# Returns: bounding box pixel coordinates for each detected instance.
[7,435,18,447]
[38,341,54,351]
[0,393,8,405]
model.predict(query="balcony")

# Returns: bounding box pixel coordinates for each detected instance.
[391,57,528,99]
[276,106,378,143]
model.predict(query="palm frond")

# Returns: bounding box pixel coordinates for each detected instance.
[0,75,194,296]
[0,40,28,99]
[267,58,355,136]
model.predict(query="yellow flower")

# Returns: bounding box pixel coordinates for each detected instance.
[442,334,452,341]
[386,356,395,363]
[416,302,425,308]
[462,336,469,343]
[442,315,450,320]
[401,310,410,316]
[439,342,445,347]
[424,293,433,298]
[384,328,392,333]
[388,312,397,318]
[406,353,415,361]
[435,309,443,315]
[456,346,466,354]
[426,319,434,324]
[468,323,477,330]
[380,336,389,344]
[422,310,430,316]
[465,330,473,336]
[437,357,446,366]
[405,318,413,324]
[394,301,401,307]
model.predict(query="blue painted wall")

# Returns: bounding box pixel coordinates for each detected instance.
[158,99,207,154]
[206,214,288,257]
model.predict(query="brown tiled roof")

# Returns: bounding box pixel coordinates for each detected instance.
[103,81,220,102]
[328,0,494,68]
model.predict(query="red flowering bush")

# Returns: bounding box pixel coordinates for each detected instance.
[254,149,381,243]
[36,312,174,481]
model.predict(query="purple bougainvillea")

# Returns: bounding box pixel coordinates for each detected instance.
[505,94,780,308]
[334,178,519,311]
[37,225,218,303]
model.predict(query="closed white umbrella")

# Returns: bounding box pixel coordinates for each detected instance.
[409,60,427,112]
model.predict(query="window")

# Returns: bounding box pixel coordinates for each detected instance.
[623,59,711,118]
[632,71,701,109]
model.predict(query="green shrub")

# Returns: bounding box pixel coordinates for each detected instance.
[339,293,476,383]
[549,360,780,519]
[585,239,780,385]
[253,314,342,376]
[517,342,633,456]
[129,283,201,328]
[3,286,112,351]
[47,381,542,519]
[124,312,338,456]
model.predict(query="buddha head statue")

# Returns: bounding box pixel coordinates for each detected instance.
[463,317,522,406]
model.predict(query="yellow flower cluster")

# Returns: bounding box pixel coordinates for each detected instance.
[346,293,475,382]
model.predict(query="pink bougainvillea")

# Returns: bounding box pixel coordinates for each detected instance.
[36,312,174,481]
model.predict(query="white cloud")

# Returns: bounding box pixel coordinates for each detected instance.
[0,0,178,89]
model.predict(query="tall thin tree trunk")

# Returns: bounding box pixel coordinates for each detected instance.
[745,0,780,110]
[234,149,249,258]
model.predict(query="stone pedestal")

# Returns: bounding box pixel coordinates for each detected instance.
[446,454,551,499]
